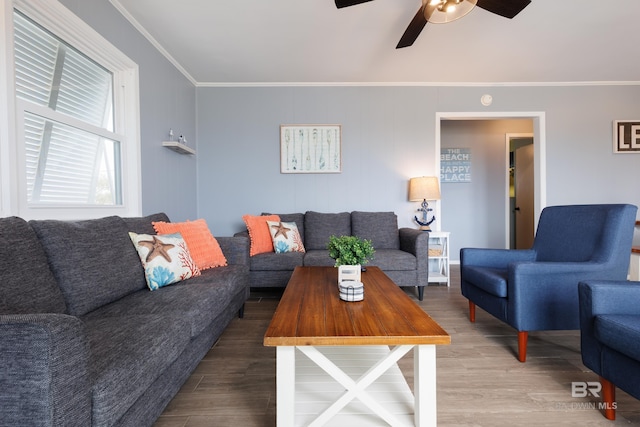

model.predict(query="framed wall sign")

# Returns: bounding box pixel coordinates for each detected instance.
[441,147,472,182]
[613,120,640,153]
[280,125,341,173]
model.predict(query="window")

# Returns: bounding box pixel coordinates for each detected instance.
[1,0,140,219]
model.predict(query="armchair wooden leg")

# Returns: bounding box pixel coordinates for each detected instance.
[600,376,616,420]
[469,301,476,322]
[517,331,528,362]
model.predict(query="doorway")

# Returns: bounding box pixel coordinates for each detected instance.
[507,134,534,249]
[435,112,547,254]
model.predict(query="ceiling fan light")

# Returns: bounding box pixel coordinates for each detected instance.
[424,0,477,24]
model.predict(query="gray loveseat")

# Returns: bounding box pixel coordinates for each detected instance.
[0,213,249,427]
[236,211,430,300]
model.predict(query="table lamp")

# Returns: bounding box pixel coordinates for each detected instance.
[409,176,441,231]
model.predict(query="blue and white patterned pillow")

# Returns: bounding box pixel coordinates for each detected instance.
[128,232,200,290]
[266,221,305,254]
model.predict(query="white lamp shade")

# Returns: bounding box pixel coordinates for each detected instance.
[409,176,441,201]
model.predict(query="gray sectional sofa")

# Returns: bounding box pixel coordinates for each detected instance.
[236,211,430,300]
[0,213,249,427]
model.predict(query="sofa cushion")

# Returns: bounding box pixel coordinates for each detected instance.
[462,266,508,298]
[263,212,305,242]
[594,314,640,361]
[83,314,191,427]
[250,252,304,271]
[82,265,247,338]
[266,221,305,253]
[30,216,147,316]
[368,249,416,270]
[122,212,170,235]
[128,232,201,290]
[351,211,400,249]
[303,249,336,267]
[152,219,228,270]
[305,211,351,250]
[0,217,67,314]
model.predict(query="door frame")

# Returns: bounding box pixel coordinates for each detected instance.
[435,112,547,249]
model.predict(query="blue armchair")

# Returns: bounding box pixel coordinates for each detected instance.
[460,204,637,362]
[579,280,640,420]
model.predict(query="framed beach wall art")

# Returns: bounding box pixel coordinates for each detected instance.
[280,125,341,173]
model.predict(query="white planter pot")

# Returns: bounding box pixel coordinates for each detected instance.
[338,264,361,283]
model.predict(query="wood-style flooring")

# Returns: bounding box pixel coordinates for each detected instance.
[153,266,640,426]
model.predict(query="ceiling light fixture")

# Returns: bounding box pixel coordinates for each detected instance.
[424,0,478,24]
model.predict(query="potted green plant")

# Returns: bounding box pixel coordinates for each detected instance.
[327,235,375,268]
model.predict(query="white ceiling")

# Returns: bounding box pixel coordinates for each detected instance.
[111,0,640,86]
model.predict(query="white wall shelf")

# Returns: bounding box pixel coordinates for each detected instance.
[427,231,450,286]
[162,141,196,155]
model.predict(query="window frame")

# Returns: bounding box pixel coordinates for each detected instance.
[0,0,141,219]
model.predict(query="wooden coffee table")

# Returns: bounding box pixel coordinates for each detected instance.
[264,266,450,426]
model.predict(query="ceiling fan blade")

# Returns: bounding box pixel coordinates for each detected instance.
[396,6,428,49]
[335,0,375,8]
[476,0,531,19]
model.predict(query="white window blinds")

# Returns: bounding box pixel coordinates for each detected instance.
[13,10,121,205]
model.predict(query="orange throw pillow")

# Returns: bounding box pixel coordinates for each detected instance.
[152,219,227,270]
[243,214,280,256]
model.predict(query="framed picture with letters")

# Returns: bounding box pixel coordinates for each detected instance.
[613,120,640,153]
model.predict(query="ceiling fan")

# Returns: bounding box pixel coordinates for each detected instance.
[334,0,531,49]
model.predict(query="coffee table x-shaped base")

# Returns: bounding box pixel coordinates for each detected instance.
[276,343,437,427]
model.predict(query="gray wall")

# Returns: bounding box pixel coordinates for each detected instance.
[60,0,198,221]
[197,85,640,256]
[197,86,440,235]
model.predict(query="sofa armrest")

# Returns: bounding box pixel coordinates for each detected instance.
[0,313,91,427]
[399,228,429,287]
[217,236,249,266]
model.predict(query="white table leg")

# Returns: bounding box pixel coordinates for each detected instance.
[277,346,296,427]
[414,345,437,427]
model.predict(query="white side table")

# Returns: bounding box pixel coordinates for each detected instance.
[427,231,450,287]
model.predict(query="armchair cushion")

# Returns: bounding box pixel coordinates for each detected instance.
[594,314,640,361]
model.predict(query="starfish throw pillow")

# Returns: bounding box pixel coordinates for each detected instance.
[266,221,305,254]
[128,232,201,290]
